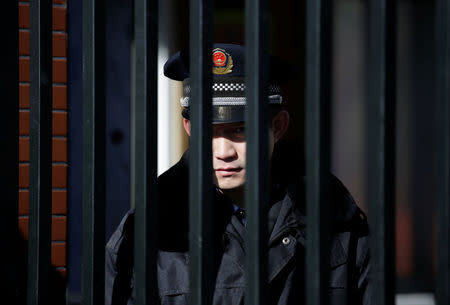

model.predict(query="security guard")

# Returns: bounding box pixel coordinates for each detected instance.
[105,44,370,305]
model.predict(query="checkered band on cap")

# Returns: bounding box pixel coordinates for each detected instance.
[181,77,282,107]
[212,83,246,92]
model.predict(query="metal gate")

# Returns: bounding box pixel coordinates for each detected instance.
[5,0,449,304]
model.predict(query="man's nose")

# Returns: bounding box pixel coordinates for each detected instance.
[213,137,237,161]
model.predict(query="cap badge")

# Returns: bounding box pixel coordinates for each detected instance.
[212,48,233,75]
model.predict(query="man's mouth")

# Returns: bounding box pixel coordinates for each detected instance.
[215,167,242,177]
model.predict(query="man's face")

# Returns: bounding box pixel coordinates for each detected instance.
[212,122,247,190]
[183,110,289,191]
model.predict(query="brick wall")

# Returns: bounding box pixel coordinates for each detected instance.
[18,0,68,279]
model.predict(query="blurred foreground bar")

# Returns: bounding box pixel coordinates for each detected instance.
[82,0,107,304]
[27,0,53,304]
[188,0,214,304]
[435,0,450,304]
[244,0,269,304]
[4,0,19,244]
[368,1,396,305]
[305,0,332,304]
[132,0,159,303]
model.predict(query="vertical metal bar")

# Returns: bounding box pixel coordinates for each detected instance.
[3,0,19,277]
[27,0,53,304]
[435,0,450,304]
[82,0,106,303]
[5,0,19,205]
[244,0,269,305]
[305,0,332,305]
[368,0,396,304]
[189,0,213,304]
[132,0,159,302]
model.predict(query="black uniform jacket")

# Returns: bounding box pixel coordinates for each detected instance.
[105,148,371,305]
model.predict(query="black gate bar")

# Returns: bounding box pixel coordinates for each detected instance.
[4,0,19,204]
[4,0,19,215]
[27,0,53,304]
[368,1,396,305]
[435,0,450,304]
[189,1,214,304]
[305,0,332,304]
[244,0,269,304]
[82,0,107,303]
[132,0,159,302]
[4,0,19,299]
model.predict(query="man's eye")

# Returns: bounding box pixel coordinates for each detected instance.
[234,127,245,134]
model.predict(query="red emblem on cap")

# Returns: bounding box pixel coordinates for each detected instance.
[213,50,226,67]
[212,48,233,74]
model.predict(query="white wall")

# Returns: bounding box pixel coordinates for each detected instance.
[157,0,187,176]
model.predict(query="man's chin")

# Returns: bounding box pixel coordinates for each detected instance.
[215,179,245,191]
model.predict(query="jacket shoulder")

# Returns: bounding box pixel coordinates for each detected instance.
[157,152,190,250]
[105,209,135,305]
[329,175,369,236]
[106,208,135,255]
[157,151,188,190]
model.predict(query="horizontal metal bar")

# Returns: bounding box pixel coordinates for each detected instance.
[82,0,106,304]
[435,0,450,304]
[244,0,269,304]
[305,0,332,305]
[368,1,396,304]
[27,0,53,304]
[132,0,159,303]
[189,0,214,304]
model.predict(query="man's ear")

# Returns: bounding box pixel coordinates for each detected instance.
[271,110,289,143]
[183,118,191,136]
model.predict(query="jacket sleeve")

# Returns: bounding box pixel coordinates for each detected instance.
[105,243,119,305]
[356,235,371,305]
[105,210,135,305]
